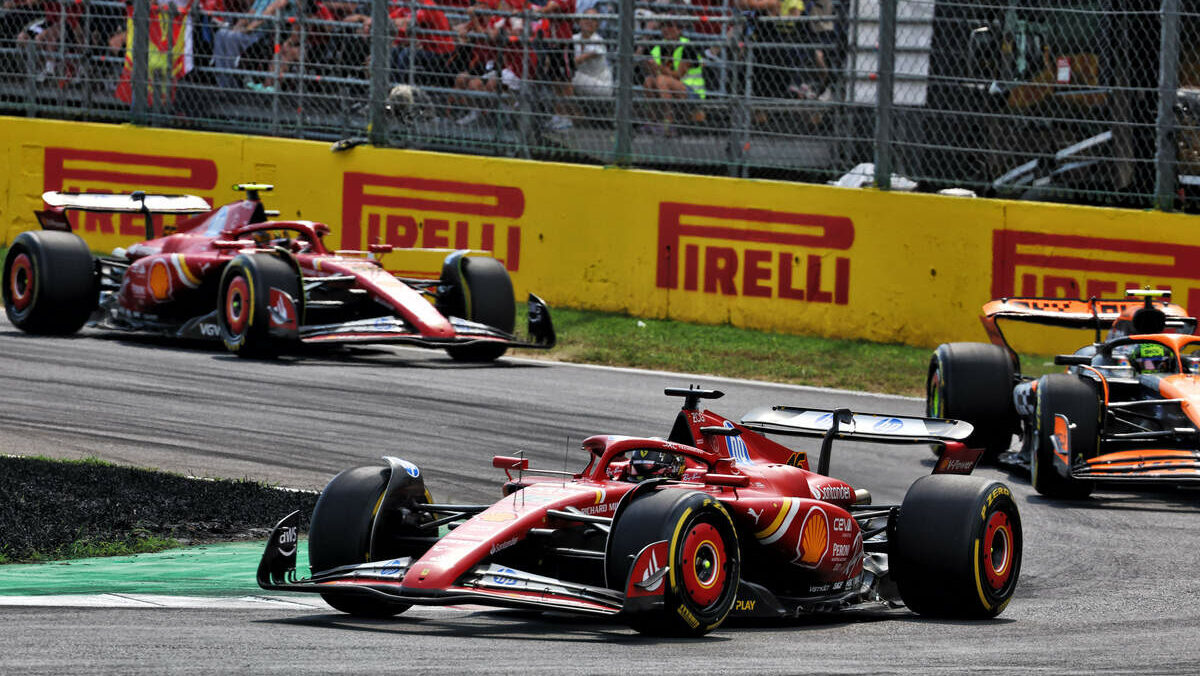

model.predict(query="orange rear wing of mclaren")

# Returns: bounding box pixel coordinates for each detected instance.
[981,293,1196,354]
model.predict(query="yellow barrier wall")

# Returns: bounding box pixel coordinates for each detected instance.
[2,117,1196,349]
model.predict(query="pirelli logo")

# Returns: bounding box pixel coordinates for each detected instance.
[341,173,524,272]
[656,202,854,303]
[992,230,1200,312]
[42,148,218,237]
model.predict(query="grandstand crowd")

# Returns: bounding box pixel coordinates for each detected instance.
[0,0,843,133]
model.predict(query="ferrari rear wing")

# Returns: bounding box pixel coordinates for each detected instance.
[740,406,980,476]
[740,406,972,444]
[42,191,212,213]
[38,191,212,238]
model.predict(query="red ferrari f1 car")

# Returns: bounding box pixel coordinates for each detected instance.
[258,387,1022,636]
[928,289,1200,498]
[2,186,554,361]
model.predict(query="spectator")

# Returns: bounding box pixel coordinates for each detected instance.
[260,0,334,91]
[390,0,455,92]
[571,8,610,98]
[531,0,574,130]
[2,0,42,46]
[641,16,705,135]
[450,0,497,124]
[15,0,82,81]
[211,0,295,89]
[485,0,546,95]
[805,0,839,100]
[735,0,805,99]
[114,0,195,103]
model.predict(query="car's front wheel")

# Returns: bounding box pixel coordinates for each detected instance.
[308,465,413,618]
[1032,374,1098,499]
[437,254,515,362]
[607,489,740,637]
[889,474,1022,618]
[217,252,303,357]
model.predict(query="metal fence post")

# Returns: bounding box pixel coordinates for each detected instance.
[1155,0,1181,211]
[131,0,150,125]
[368,0,390,145]
[614,0,634,166]
[874,0,895,190]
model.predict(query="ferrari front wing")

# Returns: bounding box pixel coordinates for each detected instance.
[297,294,556,351]
[257,512,621,615]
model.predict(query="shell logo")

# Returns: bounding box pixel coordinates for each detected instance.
[795,507,829,567]
[148,260,172,301]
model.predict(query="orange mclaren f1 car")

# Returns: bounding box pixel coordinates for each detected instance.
[927,289,1200,498]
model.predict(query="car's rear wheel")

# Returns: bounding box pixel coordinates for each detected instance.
[3,230,97,334]
[607,489,740,637]
[1032,374,1098,499]
[308,465,413,618]
[217,252,303,357]
[438,255,515,362]
[890,474,1022,618]
[927,342,1017,462]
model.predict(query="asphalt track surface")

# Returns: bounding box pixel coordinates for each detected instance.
[2,316,1199,674]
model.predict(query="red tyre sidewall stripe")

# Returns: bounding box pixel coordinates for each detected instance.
[680,522,725,608]
[9,253,33,311]
[983,510,1013,590]
[225,275,250,335]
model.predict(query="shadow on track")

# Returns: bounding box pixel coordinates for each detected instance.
[258,608,732,644]
[919,453,1200,513]
[76,328,549,371]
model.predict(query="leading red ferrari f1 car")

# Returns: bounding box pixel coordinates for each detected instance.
[927,289,1200,498]
[257,388,1022,636]
[2,186,554,361]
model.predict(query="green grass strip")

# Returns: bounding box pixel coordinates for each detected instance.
[0,541,309,596]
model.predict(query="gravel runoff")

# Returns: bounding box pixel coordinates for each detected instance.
[0,455,318,562]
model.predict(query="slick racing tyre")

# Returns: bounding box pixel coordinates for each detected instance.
[217,252,303,357]
[3,231,97,334]
[927,342,1017,462]
[437,254,515,362]
[890,474,1022,618]
[1032,374,1099,499]
[308,465,419,618]
[607,489,740,637]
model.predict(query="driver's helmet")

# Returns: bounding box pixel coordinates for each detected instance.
[625,449,685,482]
[1131,342,1174,373]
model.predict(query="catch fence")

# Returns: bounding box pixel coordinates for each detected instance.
[1,0,1194,210]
